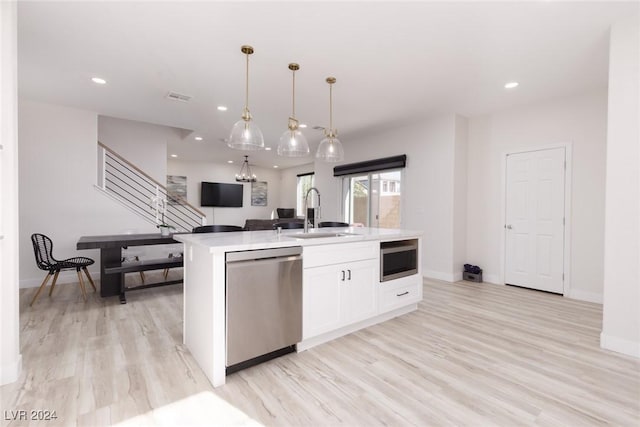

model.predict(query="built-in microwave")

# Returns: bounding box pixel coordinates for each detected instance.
[380,239,418,282]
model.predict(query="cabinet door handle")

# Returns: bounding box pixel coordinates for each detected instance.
[347,269,351,280]
[341,270,345,281]
[396,291,409,297]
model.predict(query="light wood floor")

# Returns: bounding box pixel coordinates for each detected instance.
[2,274,639,426]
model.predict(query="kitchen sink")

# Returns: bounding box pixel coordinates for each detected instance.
[289,232,357,239]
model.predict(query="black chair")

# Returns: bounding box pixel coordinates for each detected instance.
[318,221,350,228]
[273,222,304,229]
[193,225,244,233]
[30,233,96,306]
[276,208,295,219]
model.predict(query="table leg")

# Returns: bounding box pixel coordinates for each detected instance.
[99,247,122,297]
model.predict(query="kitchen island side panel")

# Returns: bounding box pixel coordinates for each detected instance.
[183,243,227,387]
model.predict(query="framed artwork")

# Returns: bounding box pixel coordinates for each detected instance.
[251,181,268,206]
[166,175,187,204]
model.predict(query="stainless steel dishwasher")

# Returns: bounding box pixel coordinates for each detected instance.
[225,246,302,374]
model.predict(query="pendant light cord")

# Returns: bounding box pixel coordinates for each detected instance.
[329,82,333,132]
[292,69,296,118]
[245,52,249,110]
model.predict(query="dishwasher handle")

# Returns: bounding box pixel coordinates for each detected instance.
[226,255,302,269]
[226,246,302,263]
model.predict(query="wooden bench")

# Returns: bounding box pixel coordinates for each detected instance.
[104,256,184,303]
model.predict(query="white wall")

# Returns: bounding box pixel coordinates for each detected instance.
[167,160,282,227]
[279,163,314,215]
[601,16,640,358]
[1,0,21,385]
[98,116,178,183]
[314,114,462,280]
[452,115,469,282]
[466,90,608,302]
[18,100,157,287]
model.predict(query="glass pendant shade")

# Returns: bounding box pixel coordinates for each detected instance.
[315,76,344,162]
[228,45,264,151]
[278,63,309,157]
[228,119,264,151]
[278,129,309,157]
[316,136,344,162]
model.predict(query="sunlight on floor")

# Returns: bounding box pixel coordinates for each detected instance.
[113,391,262,426]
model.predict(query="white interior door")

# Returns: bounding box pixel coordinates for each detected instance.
[505,147,565,293]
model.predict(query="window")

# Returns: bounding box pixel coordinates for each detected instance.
[343,170,402,228]
[296,173,315,216]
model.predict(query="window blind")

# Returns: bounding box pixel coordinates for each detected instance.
[333,155,407,177]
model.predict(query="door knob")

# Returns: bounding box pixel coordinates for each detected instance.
[506,224,513,230]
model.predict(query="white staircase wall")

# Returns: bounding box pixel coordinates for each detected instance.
[98,115,178,184]
[18,99,164,287]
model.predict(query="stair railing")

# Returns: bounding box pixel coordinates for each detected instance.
[97,141,206,232]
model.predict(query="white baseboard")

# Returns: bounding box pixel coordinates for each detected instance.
[567,289,603,304]
[426,271,502,285]
[19,268,100,289]
[483,274,501,285]
[600,332,640,358]
[423,270,456,282]
[1,354,22,385]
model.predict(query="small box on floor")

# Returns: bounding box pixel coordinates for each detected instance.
[463,271,483,282]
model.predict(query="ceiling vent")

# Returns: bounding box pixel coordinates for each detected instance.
[166,91,192,102]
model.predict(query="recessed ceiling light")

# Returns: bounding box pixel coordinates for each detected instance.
[273,165,279,168]
[299,124,307,128]
[170,154,178,158]
[227,160,233,164]
[504,81,519,89]
[91,77,107,85]
[194,136,203,141]
[217,106,228,111]
[265,147,272,151]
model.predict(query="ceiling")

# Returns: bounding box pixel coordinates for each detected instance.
[17,1,636,169]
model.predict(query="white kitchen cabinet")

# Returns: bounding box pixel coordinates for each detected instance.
[342,259,378,324]
[302,243,378,340]
[303,264,343,339]
[378,276,422,313]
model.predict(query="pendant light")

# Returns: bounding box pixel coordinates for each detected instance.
[228,45,264,151]
[315,77,344,162]
[277,63,309,157]
[235,155,257,182]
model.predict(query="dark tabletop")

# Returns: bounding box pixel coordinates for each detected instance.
[77,233,184,249]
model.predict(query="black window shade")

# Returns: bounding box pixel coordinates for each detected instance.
[333,155,407,177]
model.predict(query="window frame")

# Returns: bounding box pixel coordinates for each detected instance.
[341,168,404,228]
[296,173,315,217]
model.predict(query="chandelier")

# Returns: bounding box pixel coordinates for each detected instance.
[235,155,257,182]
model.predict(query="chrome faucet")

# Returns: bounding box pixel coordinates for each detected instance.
[303,187,321,233]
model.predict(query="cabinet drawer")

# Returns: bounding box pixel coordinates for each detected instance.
[303,241,378,268]
[379,280,421,313]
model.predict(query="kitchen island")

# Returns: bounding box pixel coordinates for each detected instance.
[174,227,423,388]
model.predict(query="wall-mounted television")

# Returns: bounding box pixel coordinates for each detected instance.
[200,182,243,207]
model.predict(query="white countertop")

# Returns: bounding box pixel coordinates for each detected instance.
[173,227,422,253]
